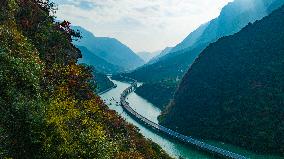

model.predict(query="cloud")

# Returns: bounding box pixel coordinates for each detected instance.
[52,0,232,52]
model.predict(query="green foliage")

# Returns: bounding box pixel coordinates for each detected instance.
[161,5,284,156]
[0,0,172,159]
[114,0,284,111]
[112,44,205,110]
[0,19,44,158]
[135,81,176,110]
[91,69,115,93]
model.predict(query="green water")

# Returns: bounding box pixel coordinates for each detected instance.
[100,79,283,159]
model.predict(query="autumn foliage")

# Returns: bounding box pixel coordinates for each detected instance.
[0,0,171,158]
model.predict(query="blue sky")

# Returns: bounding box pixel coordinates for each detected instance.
[53,0,232,52]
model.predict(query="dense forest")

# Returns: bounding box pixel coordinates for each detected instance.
[92,70,115,94]
[160,5,284,156]
[135,81,176,110]
[115,0,284,110]
[0,0,172,158]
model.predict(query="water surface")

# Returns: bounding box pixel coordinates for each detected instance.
[100,79,283,159]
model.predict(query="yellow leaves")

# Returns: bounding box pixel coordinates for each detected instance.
[0,23,40,59]
[47,87,78,124]
[44,85,120,158]
[0,1,171,158]
[81,98,101,113]
[7,0,19,15]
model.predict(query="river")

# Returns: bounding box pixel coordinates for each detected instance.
[100,79,283,159]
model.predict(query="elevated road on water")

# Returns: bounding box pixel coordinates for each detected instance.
[120,81,247,159]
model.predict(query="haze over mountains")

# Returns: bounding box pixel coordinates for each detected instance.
[147,47,173,64]
[114,0,284,109]
[160,5,284,155]
[137,51,161,63]
[65,0,284,157]
[73,26,144,72]
[76,46,122,74]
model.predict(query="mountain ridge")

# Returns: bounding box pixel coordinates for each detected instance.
[160,5,284,155]
[72,26,144,70]
[115,0,284,110]
[76,45,123,74]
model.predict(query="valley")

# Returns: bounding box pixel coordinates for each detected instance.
[1,0,283,158]
[100,78,283,159]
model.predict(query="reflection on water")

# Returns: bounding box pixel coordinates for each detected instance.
[100,79,283,159]
[100,80,210,159]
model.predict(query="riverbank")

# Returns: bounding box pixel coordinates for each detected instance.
[100,79,283,159]
[100,79,212,159]
[97,84,117,95]
[92,72,115,94]
[134,81,176,110]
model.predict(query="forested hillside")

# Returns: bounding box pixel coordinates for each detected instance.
[0,0,171,158]
[92,70,115,93]
[115,0,284,110]
[160,5,284,156]
[135,81,177,110]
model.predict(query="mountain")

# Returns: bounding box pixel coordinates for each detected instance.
[73,26,144,70]
[148,47,173,64]
[91,70,115,93]
[116,0,284,109]
[170,23,209,53]
[135,81,177,110]
[160,5,284,156]
[171,0,284,54]
[77,46,122,74]
[128,0,284,81]
[0,1,172,158]
[137,51,160,62]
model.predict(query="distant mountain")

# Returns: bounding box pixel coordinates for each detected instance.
[137,51,160,62]
[160,5,284,156]
[148,47,173,64]
[170,23,209,53]
[116,0,284,110]
[171,0,284,54]
[73,26,144,70]
[126,0,284,82]
[77,46,122,74]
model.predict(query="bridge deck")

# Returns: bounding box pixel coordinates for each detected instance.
[120,82,247,159]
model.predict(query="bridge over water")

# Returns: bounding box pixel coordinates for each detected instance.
[120,82,247,159]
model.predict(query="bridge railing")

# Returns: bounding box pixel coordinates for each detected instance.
[120,82,247,159]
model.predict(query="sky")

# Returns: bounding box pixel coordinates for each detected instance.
[53,0,232,53]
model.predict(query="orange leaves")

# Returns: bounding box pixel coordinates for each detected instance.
[0,1,172,158]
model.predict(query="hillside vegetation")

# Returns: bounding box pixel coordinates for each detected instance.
[160,5,284,156]
[92,70,115,93]
[116,0,284,110]
[0,1,171,158]
[135,81,176,110]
